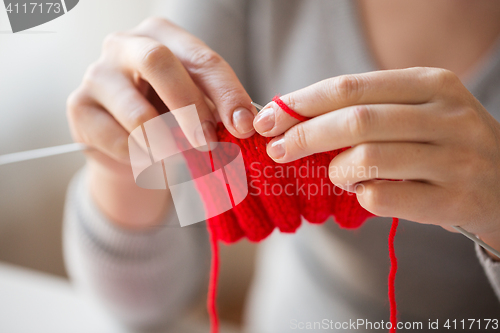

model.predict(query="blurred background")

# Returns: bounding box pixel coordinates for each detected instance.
[0,0,255,331]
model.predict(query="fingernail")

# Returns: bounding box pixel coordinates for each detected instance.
[268,136,286,159]
[195,121,217,148]
[254,103,276,133]
[233,107,255,134]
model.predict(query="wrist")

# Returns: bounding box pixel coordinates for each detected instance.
[88,158,171,230]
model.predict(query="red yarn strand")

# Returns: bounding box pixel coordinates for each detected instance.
[208,229,220,333]
[208,141,220,333]
[273,96,311,122]
[388,217,399,333]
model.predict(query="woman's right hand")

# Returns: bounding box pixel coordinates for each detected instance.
[67,17,256,229]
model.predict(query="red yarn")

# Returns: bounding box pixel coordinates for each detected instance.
[207,228,220,333]
[198,129,372,243]
[388,217,399,333]
[272,95,311,122]
[179,97,398,333]
[206,142,221,333]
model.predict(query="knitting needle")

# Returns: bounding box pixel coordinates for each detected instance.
[253,100,500,259]
[452,226,500,259]
[0,143,88,166]
[251,102,264,111]
[1,104,265,167]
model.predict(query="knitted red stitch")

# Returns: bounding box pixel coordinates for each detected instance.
[195,124,374,242]
[178,97,398,333]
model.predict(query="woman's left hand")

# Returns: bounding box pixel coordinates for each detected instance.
[253,67,500,251]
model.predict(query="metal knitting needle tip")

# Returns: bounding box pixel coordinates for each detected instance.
[251,102,264,111]
[453,225,500,259]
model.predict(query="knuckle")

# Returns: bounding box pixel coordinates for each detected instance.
[215,86,240,104]
[414,66,441,77]
[459,106,481,123]
[355,144,380,167]
[66,93,88,141]
[285,94,299,114]
[411,67,461,100]
[83,62,107,87]
[360,184,390,216]
[429,68,460,94]
[329,74,363,104]
[455,148,481,179]
[347,105,373,139]
[458,161,477,182]
[186,46,224,72]
[288,124,309,152]
[102,32,125,51]
[138,16,169,31]
[126,104,152,130]
[449,106,483,137]
[459,107,480,129]
[416,66,444,78]
[438,69,459,88]
[139,42,174,73]
[437,68,458,83]
[66,89,86,114]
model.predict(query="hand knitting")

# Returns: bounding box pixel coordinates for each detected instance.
[181,123,375,243]
[178,99,396,333]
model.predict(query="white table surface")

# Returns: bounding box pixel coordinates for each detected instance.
[0,263,239,333]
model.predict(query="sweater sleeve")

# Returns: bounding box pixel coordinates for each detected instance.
[475,243,500,302]
[63,167,210,329]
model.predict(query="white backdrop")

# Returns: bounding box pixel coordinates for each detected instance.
[0,0,156,276]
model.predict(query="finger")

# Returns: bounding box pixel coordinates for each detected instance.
[329,142,447,190]
[255,67,452,137]
[67,101,130,164]
[86,67,159,133]
[134,18,257,138]
[356,179,449,224]
[266,103,440,163]
[103,33,218,147]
